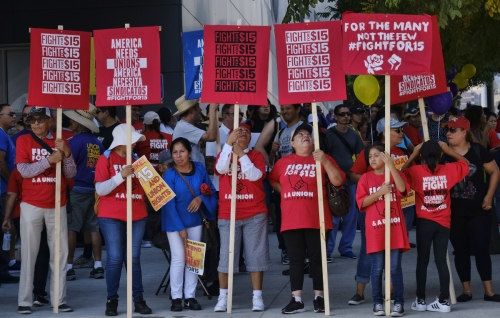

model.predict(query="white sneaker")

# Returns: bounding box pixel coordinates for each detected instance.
[426,297,451,313]
[214,296,227,312]
[411,297,426,311]
[252,295,265,311]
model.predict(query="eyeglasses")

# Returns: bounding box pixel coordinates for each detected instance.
[391,128,403,134]
[337,112,351,117]
[22,113,30,118]
[0,112,16,117]
[444,127,461,134]
[25,116,49,124]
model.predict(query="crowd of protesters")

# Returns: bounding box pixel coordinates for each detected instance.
[1,97,500,316]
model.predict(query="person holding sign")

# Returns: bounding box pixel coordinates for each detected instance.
[356,144,410,317]
[16,107,76,314]
[161,137,217,312]
[213,123,270,312]
[94,124,152,316]
[402,140,470,312]
[269,123,345,314]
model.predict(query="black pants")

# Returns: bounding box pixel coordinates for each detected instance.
[450,212,492,282]
[415,218,450,300]
[283,229,328,291]
[272,191,286,251]
[33,227,50,296]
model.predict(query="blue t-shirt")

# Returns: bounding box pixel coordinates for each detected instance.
[0,129,16,194]
[69,131,104,189]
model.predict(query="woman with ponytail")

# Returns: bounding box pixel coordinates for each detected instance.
[402,140,470,313]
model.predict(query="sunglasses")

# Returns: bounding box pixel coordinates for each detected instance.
[25,116,49,124]
[444,127,461,134]
[337,112,352,117]
[391,127,404,134]
[0,112,16,117]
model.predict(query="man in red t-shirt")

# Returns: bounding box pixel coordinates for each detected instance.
[120,105,143,132]
[403,108,423,146]
[16,107,77,314]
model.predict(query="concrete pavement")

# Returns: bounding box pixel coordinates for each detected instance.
[1,226,500,317]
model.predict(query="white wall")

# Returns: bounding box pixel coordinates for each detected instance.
[181,0,288,108]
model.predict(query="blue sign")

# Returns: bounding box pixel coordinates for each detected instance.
[182,30,204,100]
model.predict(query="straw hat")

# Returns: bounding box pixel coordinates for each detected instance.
[173,95,199,116]
[108,124,146,150]
[63,103,99,133]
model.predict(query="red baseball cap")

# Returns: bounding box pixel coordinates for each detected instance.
[229,123,251,135]
[442,116,470,131]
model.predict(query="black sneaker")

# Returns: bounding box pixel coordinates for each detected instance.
[90,267,105,279]
[348,293,365,305]
[105,299,118,316]
[281,250,290,265]
[57,304,73,312]
[18,306,31,314]
[134,298,152,314]
[184,298,202,310]
[313,296,325,313]
[33,294,49,306]
[0,274,19,284]
[8,260,21,271]
[282,296,305,314]
[66,269,76,281]
[171,298,183,311]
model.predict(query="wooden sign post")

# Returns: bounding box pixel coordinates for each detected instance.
[311,102,331,316]
[384,76,392,316]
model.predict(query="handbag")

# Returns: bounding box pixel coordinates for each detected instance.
[327,181,350,217]
[173,167,218,250]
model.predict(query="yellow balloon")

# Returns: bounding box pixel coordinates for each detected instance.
[461,64,476,79]
[453,73,468,89]
[353,75,380,106]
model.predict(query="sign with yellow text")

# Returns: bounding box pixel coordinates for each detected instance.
[393,155,415,208]
[186,239,206,275]
[133,156,175,211]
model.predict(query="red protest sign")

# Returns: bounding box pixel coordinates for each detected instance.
[28,28,91,110]
[274,21,346,104]
[93,26,161,106]
[390,16,447,104]
[342,13,433,75]
[201,25,270,105]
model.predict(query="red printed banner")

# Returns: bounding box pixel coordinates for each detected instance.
[28,28,91,110]
[342,13,433,75]
[94,26,161,106]
[201,25,270,105]
[390,16,447,104]
[274,21,346,104]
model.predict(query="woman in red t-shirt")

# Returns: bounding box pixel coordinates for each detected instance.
[135,111,172,173]
[269,123,345,314]
[403,140,470,313]
[94,124,151,316]
[356,143,410,316]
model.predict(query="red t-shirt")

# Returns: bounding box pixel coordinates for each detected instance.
[94,151,147,221]
[488,129,500,149]
[269,154,346,232]
[135,131,172,172]
[216,150,267,220]
[404,125,423,145]
[6,168,22,219]
[16,134,69,208]
[120,119,143,133]
[356,170,410,254]
[403,161,470,228]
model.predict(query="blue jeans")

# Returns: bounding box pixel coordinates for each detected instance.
[371,249,404,305]
[355,211,372,284]
[327,183,358,255]
[402,205,415,236]
[99,217,147,303]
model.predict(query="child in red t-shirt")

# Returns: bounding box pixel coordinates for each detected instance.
[402,140,470,313]
[356,143,410,316]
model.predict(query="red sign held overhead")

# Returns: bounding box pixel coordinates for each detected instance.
[390,16,447,104]
[28,28,91,110]
[202,25,270,105]
[93,26,161,106]
[342,13,433,75]
[274,21,346,104]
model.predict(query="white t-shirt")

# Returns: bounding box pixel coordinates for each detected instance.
[173,120,206,166]
[160,123,174,135]
[206,124,230,191]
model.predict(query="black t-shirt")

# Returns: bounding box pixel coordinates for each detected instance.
[95,121,120,150]
[443,143,493,216]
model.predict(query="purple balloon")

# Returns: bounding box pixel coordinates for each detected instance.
[427,92,453,115]
[447,82,458,97]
